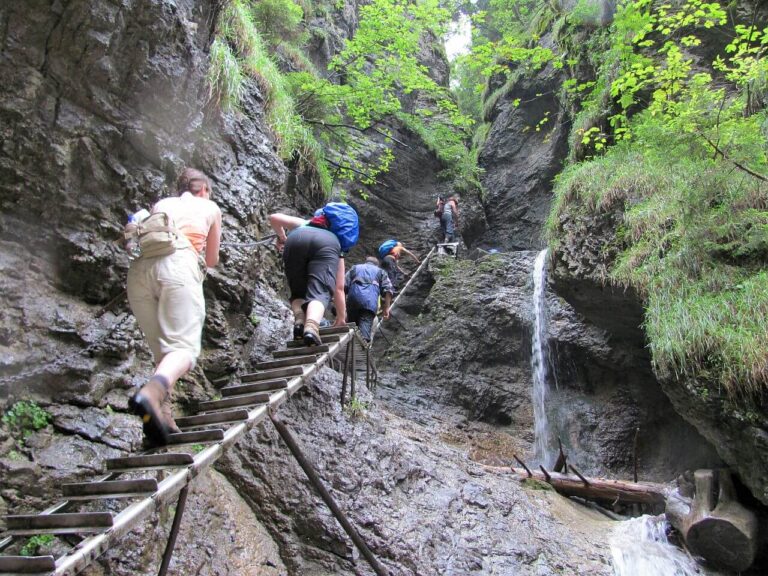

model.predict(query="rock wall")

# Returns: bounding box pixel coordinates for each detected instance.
[376,252,721,482]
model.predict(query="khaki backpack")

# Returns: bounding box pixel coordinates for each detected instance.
[125,212,180,258]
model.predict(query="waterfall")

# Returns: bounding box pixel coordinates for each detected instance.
[531,249,554,466]
[610,515,701,576]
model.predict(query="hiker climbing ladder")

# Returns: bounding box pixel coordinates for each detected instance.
[0,324,386,576]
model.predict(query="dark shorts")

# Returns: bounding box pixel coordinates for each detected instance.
[283,226,340,308]
[380,255,400,291]
[347,308,376,341]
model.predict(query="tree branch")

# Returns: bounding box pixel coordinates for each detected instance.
[305,120,410,147]
[697,130,768,182]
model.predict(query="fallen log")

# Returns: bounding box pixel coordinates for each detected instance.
[667,469,757,572]
[506,466,667,506]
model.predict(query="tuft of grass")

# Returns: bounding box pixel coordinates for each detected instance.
[210,0,331,194]
[547,117,768,398]
[207,38,246,112]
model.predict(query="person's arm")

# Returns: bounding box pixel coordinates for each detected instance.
[333,258,347,326]
[380,271,394,319]
[401,247,420,264]
[205,208,222,267]
[269,213,307,251]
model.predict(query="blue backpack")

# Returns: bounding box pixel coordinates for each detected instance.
[320,202,359,254]
[378,239,398,260]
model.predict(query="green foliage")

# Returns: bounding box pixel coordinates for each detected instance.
[250,0,306,45]
[2,400,51,441]
[207,38,245,112]
[397,111,482,193]
[548,109,768,397]
[451,54,485,123]
[20,535,55,557]
[344,396,370,419]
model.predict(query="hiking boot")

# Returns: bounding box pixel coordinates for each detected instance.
[293,322,304,340]
[303,319,322,347]
[162,395,181,435]
[129,378,171,447]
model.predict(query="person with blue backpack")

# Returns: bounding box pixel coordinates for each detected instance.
[345,256,393,342]
[378,239,420,292]
[269,202,359,346]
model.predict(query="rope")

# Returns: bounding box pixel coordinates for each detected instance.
[220,233,277,248]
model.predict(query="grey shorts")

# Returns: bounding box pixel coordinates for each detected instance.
[283,225,341,308]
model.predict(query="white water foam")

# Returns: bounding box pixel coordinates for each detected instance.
[610,515,702,576]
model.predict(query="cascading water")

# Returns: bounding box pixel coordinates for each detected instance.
[610,515,702,576]
[531,249,555,466]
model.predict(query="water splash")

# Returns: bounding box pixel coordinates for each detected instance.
[610,515,701,576]
[531,249,555,466]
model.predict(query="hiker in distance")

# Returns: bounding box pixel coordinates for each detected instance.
[378,239,420,292]
[436,193,460,243]
[345,256,394,342]
[269,202,359,346]
[126,167,222,447]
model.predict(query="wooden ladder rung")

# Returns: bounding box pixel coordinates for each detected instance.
[61,478,158,500]
[240,366,304,382]
[0,555,56,573]
[253,356,318,370]
[286,335,340,347]
[198,393,270,412]
[221,379,287,397]
[273,345,330,358]
[319,325,354,335]
[4,512,113,535]
[175,409,249,430]
[105,452,193,472]
[166,429,225,445]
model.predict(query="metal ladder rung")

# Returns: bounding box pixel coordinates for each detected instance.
[105,452,194,472]
[61,478,158,500]
[4,512,113,535]
[0,555,56,573]
[240,366,304,382]
[175,409,249,430]
[198,393,270,412]
[221,379,287,397]
[286,334,340,347]
[253,356,318,370]
[274,345,330,358]
[166,429,225,445]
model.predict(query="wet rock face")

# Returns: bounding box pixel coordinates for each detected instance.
[220,367,616,575]
[377,251,721,481]
[551,206,768,504]
[472,61,570,251]
[0,0,288,401]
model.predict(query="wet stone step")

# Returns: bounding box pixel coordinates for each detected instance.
[176,409,249,430]
[240,366,304,382]
[253,356,318,370]
[274,345,330,358]
[61,478,158,500]
[166,429,225,445]
[0,555,56,573]
[105,453,194,472]
[4,512,113,535]
[286,335,340,348]
[197,393,270,412]
[221,379,287,397]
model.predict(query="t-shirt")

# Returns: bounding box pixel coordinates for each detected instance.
[153,192,221,253]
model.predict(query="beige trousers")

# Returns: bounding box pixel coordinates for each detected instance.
[127,248,205,366]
